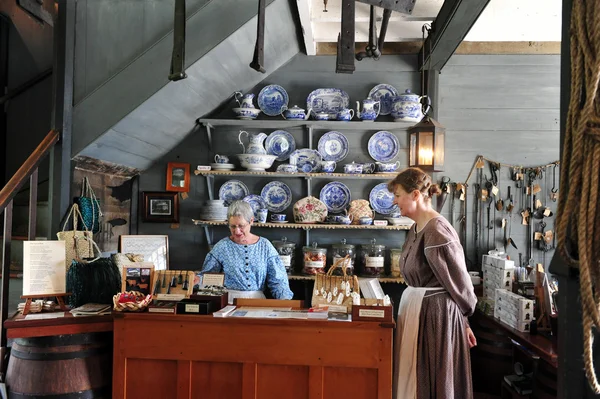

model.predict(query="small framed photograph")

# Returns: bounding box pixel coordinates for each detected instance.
[142,192,179,223]
[166,162,190,193]
[122,263,155,296]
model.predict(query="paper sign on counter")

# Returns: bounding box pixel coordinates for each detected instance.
[23,241,66,296]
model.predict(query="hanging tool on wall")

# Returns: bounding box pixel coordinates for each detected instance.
[168,0,187,81]
[356,6,384,60]
[436,176,450,212]
[249,0,267,73]
[336,0,356,73]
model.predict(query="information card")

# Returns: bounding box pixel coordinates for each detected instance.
[23,241,66,296]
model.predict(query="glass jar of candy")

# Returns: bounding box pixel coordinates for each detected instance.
[272,237,296,274]
[360,239,386,277]
[389,248,403,279]
[330,238,356,275]
[302,242,327,275]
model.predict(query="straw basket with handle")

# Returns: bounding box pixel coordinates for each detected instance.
[57,203,100,270]
[312,255,360,312]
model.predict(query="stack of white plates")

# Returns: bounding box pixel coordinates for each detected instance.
[386,216,415,226]
[199,200,228,221]
[210,163,235,171]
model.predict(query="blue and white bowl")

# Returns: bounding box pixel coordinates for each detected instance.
[233,107,261,120]
[276,164,298,173]
[237,154,277,171]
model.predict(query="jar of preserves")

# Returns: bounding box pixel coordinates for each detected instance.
[272,237,296,274]
[360,239,386,277]
[302,242,327,275]
[330,238,356,275]
[390,248,404,280]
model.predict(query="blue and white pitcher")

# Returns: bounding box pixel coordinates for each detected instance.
[238,131,268,154]
[356,97,380,121]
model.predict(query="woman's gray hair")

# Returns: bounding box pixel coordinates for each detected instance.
[227,200,254,223]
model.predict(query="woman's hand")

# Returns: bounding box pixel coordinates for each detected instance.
[466,327,477,348]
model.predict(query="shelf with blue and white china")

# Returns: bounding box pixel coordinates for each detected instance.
[194,170,399,180]
[191,220,411,231]
[197,118,414,131]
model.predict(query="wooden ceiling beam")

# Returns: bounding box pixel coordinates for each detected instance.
[296,0,316,55]
[419,0,491,71]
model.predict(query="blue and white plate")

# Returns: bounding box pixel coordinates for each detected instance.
[265,130,296,161]
[306,88,350,120]
[258,85,289,116]
[369,183,399,215]
[319,182,351,213]
[317,131,349,162]
[242,194,268,219]
[368,84,399,116]
[218,180,249,207]
[261,181,292,213]
[289,149,323,172]
[368,131,399,162]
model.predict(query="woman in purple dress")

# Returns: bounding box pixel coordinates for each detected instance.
[389,168,477,399]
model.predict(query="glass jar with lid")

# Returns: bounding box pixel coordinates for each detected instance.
[360,239,386,277]
[272,237,296,274]
[330,238,356,275]
[389,248,404,280]
[302,242,327,275]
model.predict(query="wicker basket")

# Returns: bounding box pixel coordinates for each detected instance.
[113,291,152,312]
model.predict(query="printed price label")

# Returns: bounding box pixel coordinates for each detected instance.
[279,255,291,266]
[306,261,324,268]
[365,257,384,268]
[185,304,200,313]
[358,309,385,318]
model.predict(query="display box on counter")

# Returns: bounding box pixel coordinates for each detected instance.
[176,299,212,315]
[351,304,393,323]
[189,293,228,312]
[482,254,515,269]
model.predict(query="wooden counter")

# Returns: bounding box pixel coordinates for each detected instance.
[112,313,394,399]
[4,312,113,339]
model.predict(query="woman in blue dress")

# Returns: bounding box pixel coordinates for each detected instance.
[201,200,293,303]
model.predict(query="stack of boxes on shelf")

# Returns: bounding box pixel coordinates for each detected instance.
[482,253,515,298]
[482,252,535,333]
[494,289,535,332]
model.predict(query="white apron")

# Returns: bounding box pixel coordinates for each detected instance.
[393,286,446,399]
[226,289,266,304]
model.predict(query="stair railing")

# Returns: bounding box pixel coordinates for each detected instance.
[0,129,60,377]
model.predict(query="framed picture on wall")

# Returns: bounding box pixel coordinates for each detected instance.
[142,191,179,223]
[119,235,170,270]
[166,162,190,192]
[122,263,155,295]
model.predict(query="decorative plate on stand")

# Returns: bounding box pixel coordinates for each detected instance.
[369,183,399,214]
[317,131,349,162]
[368,84,399,116]
[258,85,289,116]
[368,131,399,162]
[306,88,350,120]
[218,180,249,207]
[243,195,268,219]
[261,181,292,213]
[265,130,296,161]
[319,182,351,213]
[289,149,323,172]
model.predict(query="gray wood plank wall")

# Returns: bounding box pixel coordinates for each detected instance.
[134,53,560,280]
[72,0,279,163]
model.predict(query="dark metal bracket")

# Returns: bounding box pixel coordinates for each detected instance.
[336,0,355,74]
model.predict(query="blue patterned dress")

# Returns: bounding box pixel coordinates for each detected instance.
[201,237,293,300]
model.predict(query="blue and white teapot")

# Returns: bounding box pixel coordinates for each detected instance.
[356,97,380,122]
[391,90,428,123]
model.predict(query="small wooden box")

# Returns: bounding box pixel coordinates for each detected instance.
[351,305,393,323]
[176,299,212,315]
[189,293,229,312]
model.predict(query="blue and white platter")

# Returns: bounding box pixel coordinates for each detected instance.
[319,182,351,213]
[306,88,350,120]
[265,130,296,161]
[317,131,349,162]
[258,85,289,116]
[261,181,292,213]
[369,183,399,215]
[368,84,399,116]
[242,194,268,219]
[218,180,249,207]
[289,149,323,173]
[368,131,399,162]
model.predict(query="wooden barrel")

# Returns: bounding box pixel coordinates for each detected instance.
[6,332,112,398]
[470,312,514,395]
